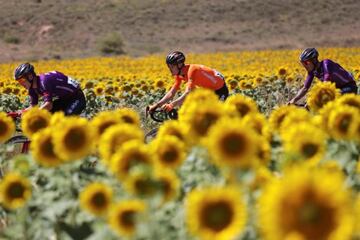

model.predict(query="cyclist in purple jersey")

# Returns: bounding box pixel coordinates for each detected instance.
[13,63,86,115]
[288,48,357,105]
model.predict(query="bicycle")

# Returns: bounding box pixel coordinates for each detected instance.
[144,107,178,143]
[4,112,30,154]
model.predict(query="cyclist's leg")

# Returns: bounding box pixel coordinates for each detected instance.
[214,83,229,101]
[64,90,86,116]
[51,98,66,113]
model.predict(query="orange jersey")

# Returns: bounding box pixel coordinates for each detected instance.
[172,64,225,91]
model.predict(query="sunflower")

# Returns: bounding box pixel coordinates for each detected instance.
[110,140,152,180]
[115,108,140,126]
[79,182,113,217]
[307,82,340,112]
[154,168,180,203]
[49,111,65,127]
[84,80,95,89]
[279,108,311,136]
[186,186,247,240]
[317,101,338,132]
[256,135,272,166]
[156,120,187,142]
[30,128,63,167]
[238,80,249,90]
[178,88,219,118]
[0,173,31,209]
[224,94,259,118]
[21,107,51,138]
[228,79,238,90]
[123,171,157,198]
[151,135,186,169]
[90,111,121,139]
[327,106,359,140]
[206,118,258,169]
[98,124,144,164]
[94,84,105,96]
[241,112,270,139]
[108,200,146,237]
[258,165,354,240]
[268,105,297,132]
[281,122,326,166]
[248,166,274,191]
[335,94,360,111]
[278,67,287,76]
[0,112,15,143]
[154,79,166,89]
[52,117,95,161]
[180,102,224,143]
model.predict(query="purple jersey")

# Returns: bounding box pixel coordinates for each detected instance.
[29,71,80,105]
[304,59,355,89]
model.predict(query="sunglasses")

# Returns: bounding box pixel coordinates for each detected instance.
[16,77,27,84]
[302,60,312,65]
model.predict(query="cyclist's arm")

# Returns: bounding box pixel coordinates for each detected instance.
[39,101,53,111]
[289,73,313,104]
[289,86,308,104]
[154,85,178,108]
[40,82,54,111]
[170,81,195,107]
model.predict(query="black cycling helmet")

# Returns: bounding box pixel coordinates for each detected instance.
[299,48,319,62]
[14,63,35,80]
[166,51,185,65]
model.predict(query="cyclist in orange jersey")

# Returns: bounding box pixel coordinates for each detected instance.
[148,51,229,113]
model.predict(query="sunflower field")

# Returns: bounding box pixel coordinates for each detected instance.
[1,48,360,240]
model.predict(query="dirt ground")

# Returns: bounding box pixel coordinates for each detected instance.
[1,0,359,62]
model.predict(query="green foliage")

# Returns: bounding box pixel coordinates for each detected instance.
[97,32,125,55]
[3,34,20,44]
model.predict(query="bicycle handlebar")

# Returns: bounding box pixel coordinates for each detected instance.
[146,107,178,122]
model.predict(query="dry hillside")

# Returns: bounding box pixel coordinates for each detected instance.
[0,0,359,62]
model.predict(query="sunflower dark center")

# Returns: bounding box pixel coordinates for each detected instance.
[195,112,219,136]
[344,100,360,109]
[134,178,155,196]
[161,149,179,164]
[159,179,171,196]
[121,116,134,124]
[40,137,57,159]
[317,90,334,108]
[0,120,8,136]
[29,117,48,133]
[91,192,108,209]
[281,188,336,240]
[64,128,86,151]
[120,210,136,228]
[338,114,351,134]
[201,201,234,232]
[235,103,250,117]
[301,143,318,158]
[277,114,286,129]
[168,130,184,141]
[124,153,148,173]
[221,133,246,157]
[7,182,25,199]
[99,121,117,135]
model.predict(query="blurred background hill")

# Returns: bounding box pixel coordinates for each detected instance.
[1,0,359,62]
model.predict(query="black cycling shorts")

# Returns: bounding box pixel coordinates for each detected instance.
[51,90,86,115]
[341,83,358,94]
[214,83,229,101]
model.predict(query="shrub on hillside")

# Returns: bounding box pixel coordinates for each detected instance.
[3,34,20,44]
[98,32,125,55]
